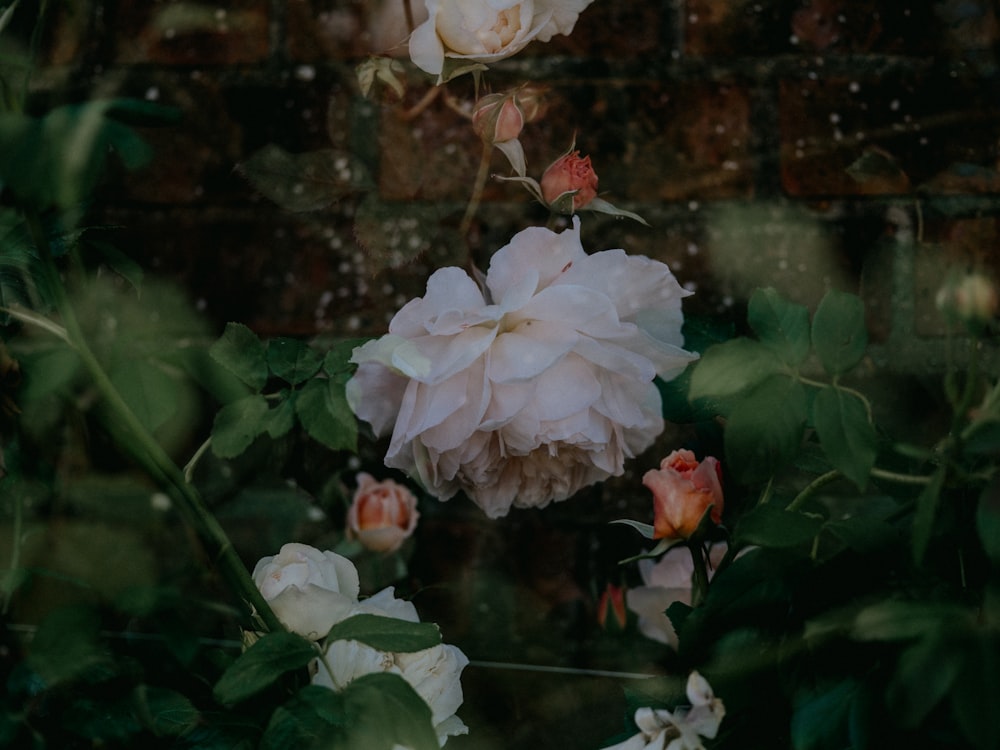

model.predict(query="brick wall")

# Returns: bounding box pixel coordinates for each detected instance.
[26,0,1000,360]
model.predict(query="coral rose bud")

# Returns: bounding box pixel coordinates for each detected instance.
[347,473,419,553]
[597,583,628,632]
[540,150,598,211]
[472,93,525,145]
[936,272,998,331]
[644,450,724,541]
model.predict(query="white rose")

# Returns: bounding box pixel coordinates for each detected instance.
[408,0,596,77]
[626,543,727,648]
[347,217,698,518]
[251,543,361,640]
[312,587,469,746]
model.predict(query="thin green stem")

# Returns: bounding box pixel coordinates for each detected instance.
[460,142,492,241]
[24,211,282,633]
[869,466,934,486]
[798,375,874,425]
[786,470,841,512]
[183,436,213,483]
[2,483,23,615]
[688,541,710,608]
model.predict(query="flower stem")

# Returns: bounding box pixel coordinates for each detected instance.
[460,142,492,241]
[688,541,711,608]
[785,470,841,512]
[24,211,283,634]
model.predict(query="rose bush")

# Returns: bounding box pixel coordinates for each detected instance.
[409,0,596,77]
[346,218,697,518]
[645,450,724,541]
[626,543,727,647]
[347,472,420,553]
[313,587,470,746]
[251,543,361,640]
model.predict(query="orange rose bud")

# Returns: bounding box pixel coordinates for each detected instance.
[540,150,598,210]
[347,473,419,553]
[472,93,525,145]
[597,583,628,632]
[644,450,724,541]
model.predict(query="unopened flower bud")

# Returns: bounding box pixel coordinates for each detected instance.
[540,150,599,211]
[597,583,628,632]
[936,272,999,331]
[472,93,524,145]
[347,472,419,553]
[514,85,548,123]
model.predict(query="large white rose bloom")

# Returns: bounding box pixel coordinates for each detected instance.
[313,587,469,746]
[409,0,595,77]
[347,217,698,518]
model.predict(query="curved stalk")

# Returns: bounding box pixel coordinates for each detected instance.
[24,212,282,634]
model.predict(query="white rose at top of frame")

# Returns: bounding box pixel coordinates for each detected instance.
[409,0,596,77]
[252,543,361,641]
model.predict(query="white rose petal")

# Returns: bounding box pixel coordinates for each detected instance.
[348,218,698,518]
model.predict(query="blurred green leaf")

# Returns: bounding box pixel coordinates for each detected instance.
[735,505,823,549]
[791,679,863,750]
[725,375,807,483]
[689,338,782,401]
[340,672,439,750]
[261,686,344,750]
[108,357,179,433]
[213,631,316,706]
[133,685,200,737]
[0,101,162,209]
[211,394,269,458]
[267,338,322,386]
[887,629,961,728]
[26,605,109,688]
[811,290,868,376]
[86,239,144,292]
[325,614,441,653]
[747,287,811,366]
[851,600,970,642]
[812,387,877,490]
[237,145,368,212]
[210,322,268,392]
[951,635,1000,750]
[977,480,1000,565]
[296,377,357,453]
[912,468,946,565]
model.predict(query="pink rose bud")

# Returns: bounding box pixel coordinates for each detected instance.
[347,473,419,553]
[597,583,628,632]
[472,93,525,145]
[644,450,724,541]
[936,272,998,330]
[540,150,599,210]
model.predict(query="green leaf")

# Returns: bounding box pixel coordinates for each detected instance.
[912,468,946,565]
[267,338,323,386]
[211,394,270,458]
[108,357,179,433]
[0,101,156,209]
[747,287,811,366]
[263,394,297,439]
[725,375,807,483]
[791,679,862,750]
[323,338,368,376]
[26,605,108,688]
[951,635,1000,750]
[325,614,441,653]
[976,480,1000,565]
[734,505,824,549]
[133,685,200,737]
[811,290,868,376]
[688,338,783,401]
[87,239,144,292]
[851,600,970,642]
[296,377,357,453]
[812,387,877,490]
[213,631,317,706]
[609,519,657,539]
[210,322,268,392]
[261,686,345,750]
[237,145,368,212]
[342,673,439,750]
[887,630,961,728]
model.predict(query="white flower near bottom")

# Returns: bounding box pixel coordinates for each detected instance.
[601,672,725,750]
[251,543,360,641]
[313,587,469,746]
[347,217,698,518]
[626,543,728,648]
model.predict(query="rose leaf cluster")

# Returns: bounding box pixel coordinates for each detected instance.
[346,218,698,518]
